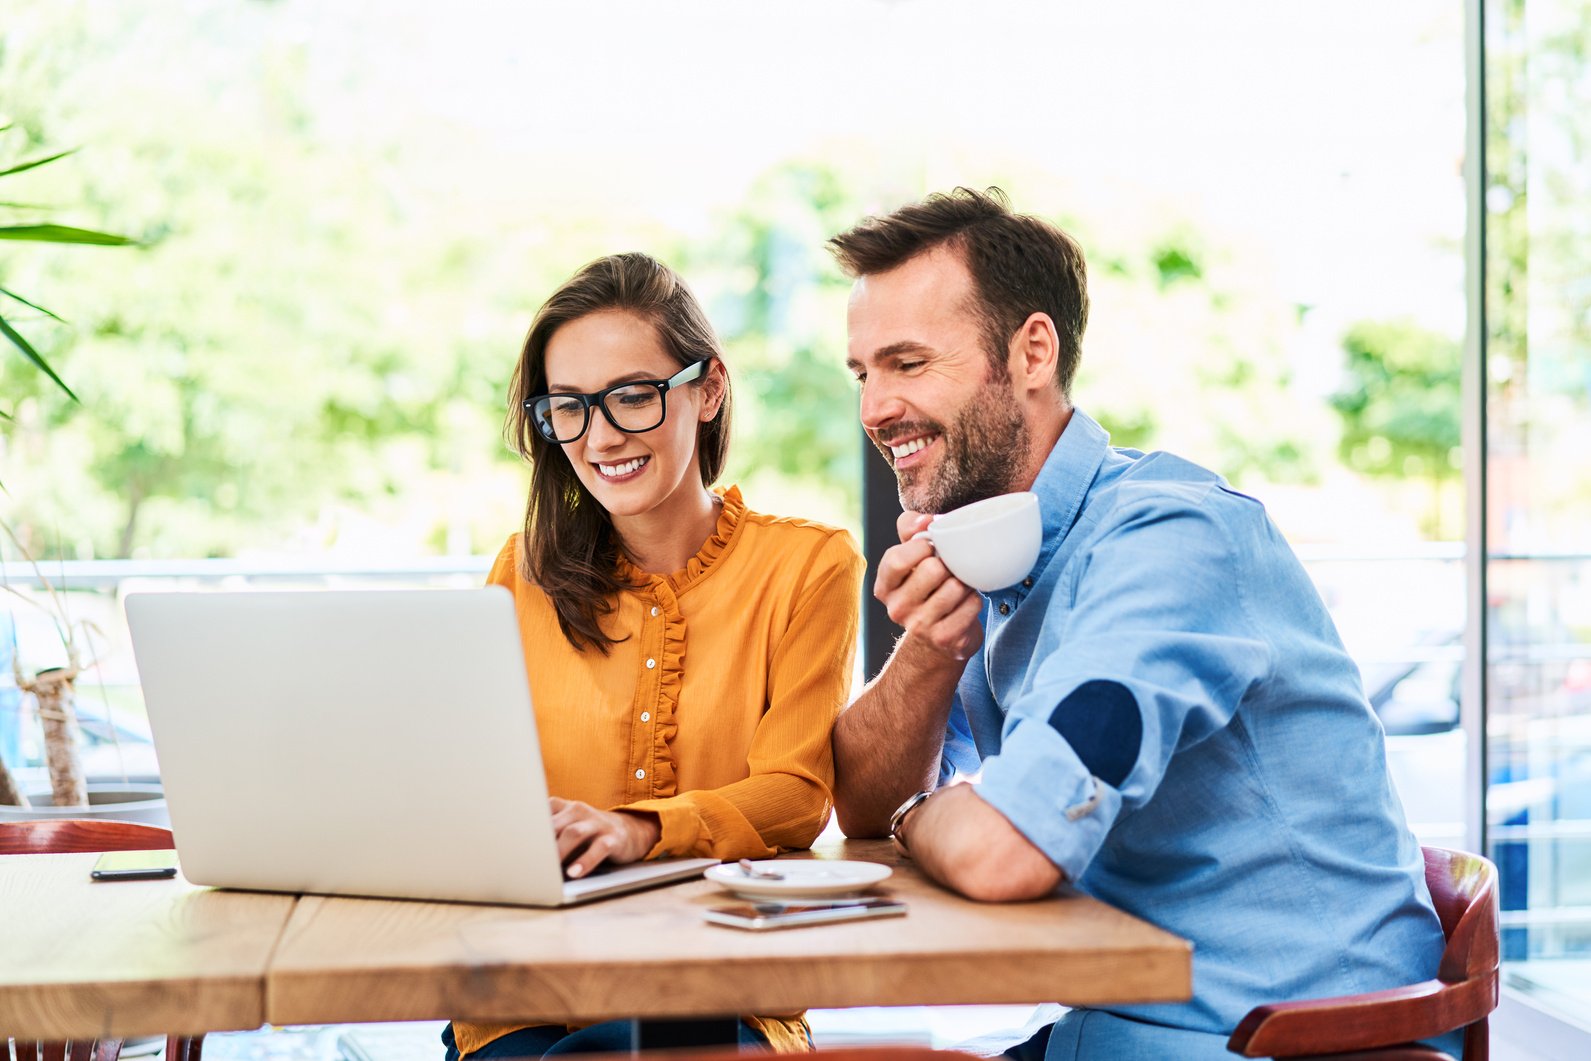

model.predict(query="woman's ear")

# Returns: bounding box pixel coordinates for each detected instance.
[700,358,728,421]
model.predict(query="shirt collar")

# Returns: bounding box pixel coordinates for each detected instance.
[614,484,746,594]
[1028,407,1109,575]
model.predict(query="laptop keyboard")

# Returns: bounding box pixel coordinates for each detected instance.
[561,857,717,901]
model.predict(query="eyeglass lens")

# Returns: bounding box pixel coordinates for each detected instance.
[535,383,665,442]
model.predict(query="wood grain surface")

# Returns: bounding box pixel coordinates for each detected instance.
[0,852,296,1038]
[265,837,1191,1026]
[1,838,1191,1037]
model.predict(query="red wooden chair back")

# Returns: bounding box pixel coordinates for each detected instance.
[0,818,175,855]
[0,819,202,1061]
[1227,845,1499,1060]
[604,1049,982,1061]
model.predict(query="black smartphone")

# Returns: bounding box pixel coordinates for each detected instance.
[90,849,180,882]
[703,897,906,931]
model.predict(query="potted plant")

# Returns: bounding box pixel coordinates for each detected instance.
[0,133,160,823]
[0,521,165,823]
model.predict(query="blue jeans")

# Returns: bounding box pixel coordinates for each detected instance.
[442,1021,768,1060]
[1037,1010,1234,1060]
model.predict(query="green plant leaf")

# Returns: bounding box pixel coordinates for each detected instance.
[0,201,53,210]
[0,312,79,402]
[0,286,66,323]
[0,149,77,180]
[0,224,136,246]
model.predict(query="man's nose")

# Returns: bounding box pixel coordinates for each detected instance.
[859,378,905,432]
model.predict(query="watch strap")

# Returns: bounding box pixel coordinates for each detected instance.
[889,789,933,856]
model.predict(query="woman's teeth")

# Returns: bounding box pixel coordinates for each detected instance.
[598,457,648,478]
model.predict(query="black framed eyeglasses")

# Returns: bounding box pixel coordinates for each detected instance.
[525,359,710,444]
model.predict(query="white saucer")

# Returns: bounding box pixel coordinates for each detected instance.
[705,859,893,899]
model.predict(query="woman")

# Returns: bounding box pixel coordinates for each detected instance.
[445,253,864,1060]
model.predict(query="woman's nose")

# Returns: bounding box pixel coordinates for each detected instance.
[584,407,627,450]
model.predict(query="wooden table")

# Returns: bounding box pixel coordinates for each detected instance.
[0,851,296,1039]
[2,838,1190,1041]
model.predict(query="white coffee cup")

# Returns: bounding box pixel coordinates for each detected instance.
[922,491,1043,592]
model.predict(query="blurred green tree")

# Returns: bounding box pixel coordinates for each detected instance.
[1330,319,1462,536]
[680,163,864,518]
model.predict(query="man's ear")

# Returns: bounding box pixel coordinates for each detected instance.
[1009,312,1061,395]
[700,358,729,421]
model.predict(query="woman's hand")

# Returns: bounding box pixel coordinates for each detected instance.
[549,797,662,878]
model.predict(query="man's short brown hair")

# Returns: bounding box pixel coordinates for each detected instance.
[828,186,1089,396]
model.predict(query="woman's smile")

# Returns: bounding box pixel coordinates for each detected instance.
[594,455,651,481]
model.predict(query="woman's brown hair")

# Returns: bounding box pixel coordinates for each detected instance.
[507,252,732,653]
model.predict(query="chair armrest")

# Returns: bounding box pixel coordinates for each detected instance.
[1262,1049,1453,1061]
[1227,975,1495,1058]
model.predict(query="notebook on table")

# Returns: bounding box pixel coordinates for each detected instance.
[124,587,716,907]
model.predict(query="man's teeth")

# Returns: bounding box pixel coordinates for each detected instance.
[890,437,931,460]
[598,457,648,478]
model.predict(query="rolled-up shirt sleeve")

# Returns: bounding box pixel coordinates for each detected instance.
[975,499,1273,882]
[939,691,982,785]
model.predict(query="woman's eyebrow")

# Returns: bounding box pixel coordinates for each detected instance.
[546,369,661,393]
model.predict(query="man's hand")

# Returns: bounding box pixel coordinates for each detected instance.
[875,511,984,662]
[550,797,661,879]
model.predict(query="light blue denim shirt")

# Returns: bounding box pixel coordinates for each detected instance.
[944,409,1446,1038]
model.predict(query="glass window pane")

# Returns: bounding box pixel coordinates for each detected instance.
[1484,0,1591,1017]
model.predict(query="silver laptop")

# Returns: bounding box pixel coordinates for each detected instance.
[124,588,717,906]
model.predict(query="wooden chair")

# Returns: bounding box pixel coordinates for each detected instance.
[1228,846,1499,1060]
[0,819,204,1061]
[583,1049,984,1061]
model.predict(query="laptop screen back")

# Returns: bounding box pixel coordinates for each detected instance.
[126,588,569,906]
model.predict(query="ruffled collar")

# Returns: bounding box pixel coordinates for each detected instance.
[614,485,746,595]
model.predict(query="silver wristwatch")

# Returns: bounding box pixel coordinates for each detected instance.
[889,789,933,857]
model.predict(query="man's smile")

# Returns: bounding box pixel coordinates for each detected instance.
[881,431,940,470]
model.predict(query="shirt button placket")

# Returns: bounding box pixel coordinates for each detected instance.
[640,597,662,796]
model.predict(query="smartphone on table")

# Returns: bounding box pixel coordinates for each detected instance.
[703,897,906,931]
[90,849,180,882]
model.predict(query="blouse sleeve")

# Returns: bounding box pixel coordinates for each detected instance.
[619,529,864,859]
[486,535,519,588]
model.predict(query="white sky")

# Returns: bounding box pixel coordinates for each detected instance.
[284,0,1466,335]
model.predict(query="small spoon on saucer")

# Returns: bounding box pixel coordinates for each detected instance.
[738,859,784,880]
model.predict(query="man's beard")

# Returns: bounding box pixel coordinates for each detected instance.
[885,366,1030,514]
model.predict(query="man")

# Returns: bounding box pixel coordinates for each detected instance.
[829,188,1449,1059]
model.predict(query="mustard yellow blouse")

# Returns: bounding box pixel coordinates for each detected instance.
[453,486,863,1056]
